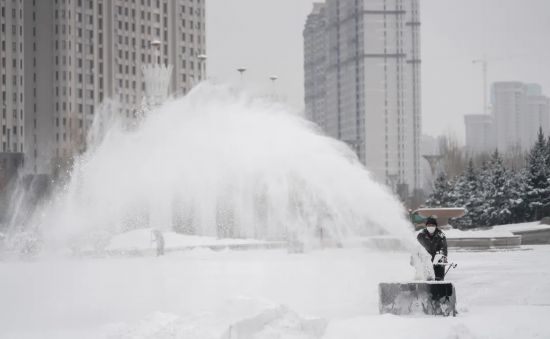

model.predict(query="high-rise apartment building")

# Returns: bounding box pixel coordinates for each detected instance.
[492,82,550,152]
[303,3,327,131]
[525,84,550,145]
[0,0,26,189]
[1,0,25,154]
[1,0,206,176]
[492,82,527,152]
[464,114,494,155]
[304,0,421,194]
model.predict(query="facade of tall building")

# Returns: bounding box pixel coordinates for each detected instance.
[0,0,26,189]
[304,0,421,194]
[1,0,25,154]
[525,84,550,145]
[303,3,327,131]
[492,82,550,152]
[492,82,527,152]
[464,114,494,155]
[1,0,206,176]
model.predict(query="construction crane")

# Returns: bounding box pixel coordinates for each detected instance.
[472,58,488,115]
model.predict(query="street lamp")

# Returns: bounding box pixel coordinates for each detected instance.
[237,67,247,81]
[196,54,207,82]
[151,40,162,65]
[269,75,278,100]
[423,154,443,178]
[472,58,488,115]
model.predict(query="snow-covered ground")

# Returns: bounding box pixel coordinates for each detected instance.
[106,228,277,252]
[492,221,550,232]
[425,221,550,239]
[444,228,515,238]
[1,245,550,338]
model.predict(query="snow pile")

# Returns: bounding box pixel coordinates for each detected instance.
[103,312,218,339]
[442,221,550,239]
[102,298,327,339]
[444,228,515,239]
[492,221,550,232]
[220,305,327,339]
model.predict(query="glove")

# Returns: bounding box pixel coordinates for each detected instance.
[439,255,448,264]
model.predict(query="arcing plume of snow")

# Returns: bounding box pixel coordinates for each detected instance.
[26,83,415,252]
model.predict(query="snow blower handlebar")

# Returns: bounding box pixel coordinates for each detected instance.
[437,262,457,278]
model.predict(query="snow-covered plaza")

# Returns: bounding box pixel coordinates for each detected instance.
[1,244,549,338]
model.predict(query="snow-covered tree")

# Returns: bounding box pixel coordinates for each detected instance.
[509,168,530,223]
[477,150,521,226]
[422,130,550,227]
[482,151,505,225]
[425,171,454,207]
[524,128,550,220]
[453,160,484,229]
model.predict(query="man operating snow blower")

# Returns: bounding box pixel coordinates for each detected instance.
[378,214,458,316]
[417,216,448,281]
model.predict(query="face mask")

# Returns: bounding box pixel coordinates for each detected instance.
[427,226,436,234]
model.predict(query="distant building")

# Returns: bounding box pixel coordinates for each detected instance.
[525,84,550,145]
[492,82,525,152]
[0,153,24,191]
[1,0,206,177]
[303,0,422,195]
[303,3,327,131]
[492,82,550,152]
[0,2,26,154]
[464,114,494,155]
[0,1,26,184]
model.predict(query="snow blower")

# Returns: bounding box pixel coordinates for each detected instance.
[378,262,458,316]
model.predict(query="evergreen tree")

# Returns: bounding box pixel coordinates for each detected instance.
[450,169,468,208]
[509,168,530,223]
[474,160,492,226]
[422,132,550,226]
[483,150,515,225]
[453,159,484,229]
[525,128,550,220]
[426,171,453,207]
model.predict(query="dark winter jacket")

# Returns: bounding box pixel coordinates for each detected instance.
[417,228,448,261]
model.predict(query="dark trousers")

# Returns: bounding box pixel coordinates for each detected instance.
[434,265,445,281]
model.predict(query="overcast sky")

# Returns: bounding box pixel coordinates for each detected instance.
[206,0,550,144]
